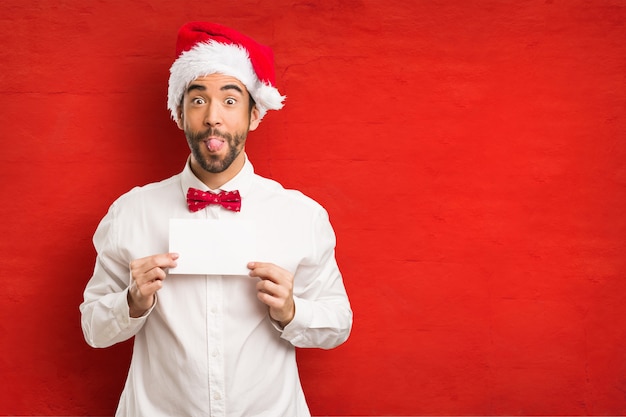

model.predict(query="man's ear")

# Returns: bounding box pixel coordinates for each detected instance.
[248,106,261,132]
[175,106,184,130]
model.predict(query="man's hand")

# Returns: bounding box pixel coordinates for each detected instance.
[128,253,179,318]
[248,262,295,328]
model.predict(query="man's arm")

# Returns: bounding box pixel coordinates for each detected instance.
[249,208,353,349]
[79,202,177,348]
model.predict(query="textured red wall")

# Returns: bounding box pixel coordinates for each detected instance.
[1,1,625,415]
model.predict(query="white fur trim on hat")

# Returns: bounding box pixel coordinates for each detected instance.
[167,41,285,121]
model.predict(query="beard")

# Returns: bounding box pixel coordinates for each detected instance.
[185,127,248,174]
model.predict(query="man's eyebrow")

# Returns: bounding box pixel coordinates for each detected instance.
[186,84,206,94]
[185,83,244,95]
[221,84,244,94]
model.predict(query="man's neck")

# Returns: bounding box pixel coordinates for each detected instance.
[189,154,246,190]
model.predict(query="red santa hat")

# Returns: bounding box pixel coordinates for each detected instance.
[167,22,285,122]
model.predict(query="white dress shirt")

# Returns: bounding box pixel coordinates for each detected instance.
[80,156,352,417]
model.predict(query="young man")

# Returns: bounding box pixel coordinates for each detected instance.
[80,22,352,417]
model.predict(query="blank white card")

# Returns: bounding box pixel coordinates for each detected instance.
[168,218,257,276]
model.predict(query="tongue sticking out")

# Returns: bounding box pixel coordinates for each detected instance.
[207,138,224,152]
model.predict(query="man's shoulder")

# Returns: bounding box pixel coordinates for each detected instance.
[251,173,324,213]
[113,173,182,207]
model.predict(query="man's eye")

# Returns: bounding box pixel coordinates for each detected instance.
[225,98,236,105]
[192,98,205,105]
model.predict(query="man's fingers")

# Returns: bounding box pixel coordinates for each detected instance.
[132,253,179,273]
[248,262,296,326]
[248,263,269,281]
[256,279,287,298]
[130,252,179,291]
[247,262,292,286]
[145,278,164,291]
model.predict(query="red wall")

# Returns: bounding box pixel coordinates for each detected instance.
[1,1,625,415]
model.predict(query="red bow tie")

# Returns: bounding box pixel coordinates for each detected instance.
[186,188,242,212]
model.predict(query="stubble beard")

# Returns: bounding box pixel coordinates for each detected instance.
[185,127,248,174]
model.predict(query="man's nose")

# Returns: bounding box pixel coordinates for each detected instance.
[204,101,222,126]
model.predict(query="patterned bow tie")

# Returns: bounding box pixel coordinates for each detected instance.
[186,188,242,212]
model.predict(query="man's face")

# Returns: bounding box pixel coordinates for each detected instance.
[178,74,260,176]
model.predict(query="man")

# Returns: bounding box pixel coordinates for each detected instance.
[80,22,352,417]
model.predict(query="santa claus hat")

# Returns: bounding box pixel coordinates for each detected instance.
[167,22,285,121]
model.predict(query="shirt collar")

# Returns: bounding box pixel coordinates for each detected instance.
[180,153,254,197]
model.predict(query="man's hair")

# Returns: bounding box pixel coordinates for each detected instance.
[248,93,256,113]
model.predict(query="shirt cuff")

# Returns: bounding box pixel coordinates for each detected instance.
[115,288,156,328]
[278,296,313,344]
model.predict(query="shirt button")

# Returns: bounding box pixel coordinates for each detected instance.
[212,350,219,357]
[214,392,222,400]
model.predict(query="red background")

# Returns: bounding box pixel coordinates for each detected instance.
[1,1,625,415]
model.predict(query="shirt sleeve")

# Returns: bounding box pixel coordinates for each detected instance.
[79,201,153,348]
[279,207,353,349]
